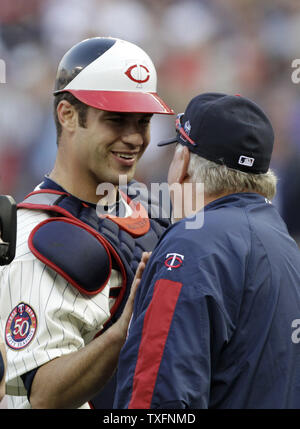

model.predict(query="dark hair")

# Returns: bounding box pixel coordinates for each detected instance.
[53,92,89,143]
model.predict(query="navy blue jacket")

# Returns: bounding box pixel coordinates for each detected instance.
[114,193,300,409]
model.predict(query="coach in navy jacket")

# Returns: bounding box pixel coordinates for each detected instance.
[114,93,300,409]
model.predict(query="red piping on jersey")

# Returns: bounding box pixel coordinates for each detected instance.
[128,279,183,409]
[28,217,113,296]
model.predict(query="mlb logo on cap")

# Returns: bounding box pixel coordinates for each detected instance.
[238,156,255,167]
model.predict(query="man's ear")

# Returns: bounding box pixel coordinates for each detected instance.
[56,100,77,133]
[174,146,190,184]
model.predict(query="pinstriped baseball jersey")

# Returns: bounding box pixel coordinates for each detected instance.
[0,199,131,409]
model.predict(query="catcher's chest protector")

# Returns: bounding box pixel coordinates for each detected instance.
[18,189,169,329]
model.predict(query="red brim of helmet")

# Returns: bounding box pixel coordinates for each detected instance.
[59,89,174,115]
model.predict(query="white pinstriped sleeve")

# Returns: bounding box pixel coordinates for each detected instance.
[0,209,120,404]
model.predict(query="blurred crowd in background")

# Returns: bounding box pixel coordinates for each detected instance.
[1,0,300,242]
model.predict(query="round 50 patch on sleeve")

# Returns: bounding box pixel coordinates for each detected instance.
[5,303,37,350]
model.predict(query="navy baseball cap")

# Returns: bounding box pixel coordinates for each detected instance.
[158,93,274,174]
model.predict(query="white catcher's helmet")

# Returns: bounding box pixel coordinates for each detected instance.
[54,37,174,115]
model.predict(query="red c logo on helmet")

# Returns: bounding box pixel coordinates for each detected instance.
[125,64,150,84]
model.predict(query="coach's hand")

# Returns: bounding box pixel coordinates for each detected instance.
[115,251,151,340]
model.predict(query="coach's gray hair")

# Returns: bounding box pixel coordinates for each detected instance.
[176,144,277,200]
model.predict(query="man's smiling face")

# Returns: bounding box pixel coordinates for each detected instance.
[73,107,153,185]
